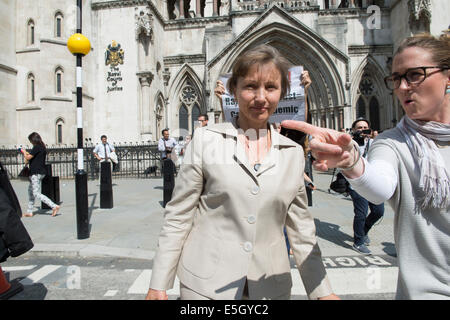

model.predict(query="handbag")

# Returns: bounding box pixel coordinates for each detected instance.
[18,164,30,180]
[0,162,22,217]
[330,172,349,194]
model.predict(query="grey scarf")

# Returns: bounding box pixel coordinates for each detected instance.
[397,116,450,210]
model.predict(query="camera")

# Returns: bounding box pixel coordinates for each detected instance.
[352,129,371,146]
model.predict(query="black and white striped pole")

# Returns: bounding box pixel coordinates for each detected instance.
[67,0,91,239]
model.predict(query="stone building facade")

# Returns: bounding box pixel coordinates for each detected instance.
[0,0,448,146]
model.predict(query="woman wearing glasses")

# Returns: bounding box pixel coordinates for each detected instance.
[282,33,450,299]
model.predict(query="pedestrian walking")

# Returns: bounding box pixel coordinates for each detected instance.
[146,44,338,300]
[282,32,450,299]
[347,118,384,255]
[20,132,60,217]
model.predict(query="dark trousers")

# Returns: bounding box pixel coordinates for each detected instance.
[348,189,384,246]
[284,227,290,254]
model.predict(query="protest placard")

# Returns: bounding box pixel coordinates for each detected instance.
[219,66,305,123]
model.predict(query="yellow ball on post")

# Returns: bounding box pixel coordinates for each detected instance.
[67,33,91,56]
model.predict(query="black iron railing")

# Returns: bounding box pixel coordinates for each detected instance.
[0,143,162,180]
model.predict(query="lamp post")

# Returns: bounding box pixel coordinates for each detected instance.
[67,0,91,239]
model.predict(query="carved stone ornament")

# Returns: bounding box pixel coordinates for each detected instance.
[180,84,198,106]
[407,0,431,21]
[359,77,375,96]
[162,68,171,87]
[137,71,154,87]
[135,8,153,42]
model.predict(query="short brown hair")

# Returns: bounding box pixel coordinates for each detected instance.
[227,44,292,98]
[394,33,450,69]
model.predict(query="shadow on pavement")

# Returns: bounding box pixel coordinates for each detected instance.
[314,218,353,249]
[381,242,397,257]
[7,279,48,300]
[88,193,98,217]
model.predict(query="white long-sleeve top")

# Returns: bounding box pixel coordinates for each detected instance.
[345,127,450,300]
[346,157,397,205]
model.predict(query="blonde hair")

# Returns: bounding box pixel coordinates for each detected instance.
[394,32,450,69]
[227,44,292,98]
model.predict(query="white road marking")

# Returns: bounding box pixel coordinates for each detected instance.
[291,267,398,295]
[127,270,180,295]
[6,262,398,297]
[104,290,119,297]
[20,265,62,285]
[2,265,37,272]
[127,270,152,294]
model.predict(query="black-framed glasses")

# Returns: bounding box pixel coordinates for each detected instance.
[384,66,449,90]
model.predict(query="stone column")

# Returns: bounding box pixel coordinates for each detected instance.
[204,0,214,16]
[330,0,338,9]
[179,0,185,18]
[196,0,202,16]
[137,72,154,138]
[213,0,218,16]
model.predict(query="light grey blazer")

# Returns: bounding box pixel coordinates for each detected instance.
[150,119,332,299]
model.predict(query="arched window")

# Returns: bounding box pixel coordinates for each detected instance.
[56,118,64,144]
[27,19,35,46]
[179,104,189,132]
[369,96,380,131]
[191,104,200,132]
[179,78,202,133]
[155,97,164,140]
[28,73,35,102]
[357,96,366,119]
[55,12,64,38]
[357,73,383,129]
[55,67,63,94]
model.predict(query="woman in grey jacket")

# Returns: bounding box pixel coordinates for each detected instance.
[283,33,450,299]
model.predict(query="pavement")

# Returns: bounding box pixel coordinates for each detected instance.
[10,170,397,260]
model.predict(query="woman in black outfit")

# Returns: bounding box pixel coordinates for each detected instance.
[20,132,60,217]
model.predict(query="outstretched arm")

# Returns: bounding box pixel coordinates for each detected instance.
[281,120,398,204]
[281,120,364,179]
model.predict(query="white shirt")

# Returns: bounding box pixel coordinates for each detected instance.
[93,143,115,159]
[158,137,177,159]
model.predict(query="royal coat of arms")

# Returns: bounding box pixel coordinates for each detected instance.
[105,40,124,67]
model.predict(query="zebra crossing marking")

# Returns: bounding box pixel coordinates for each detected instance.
[7,261,398,297]
[2,265,37,272]
[127,270,180,295]
[104,290,119,297]
[20,265,62,285]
